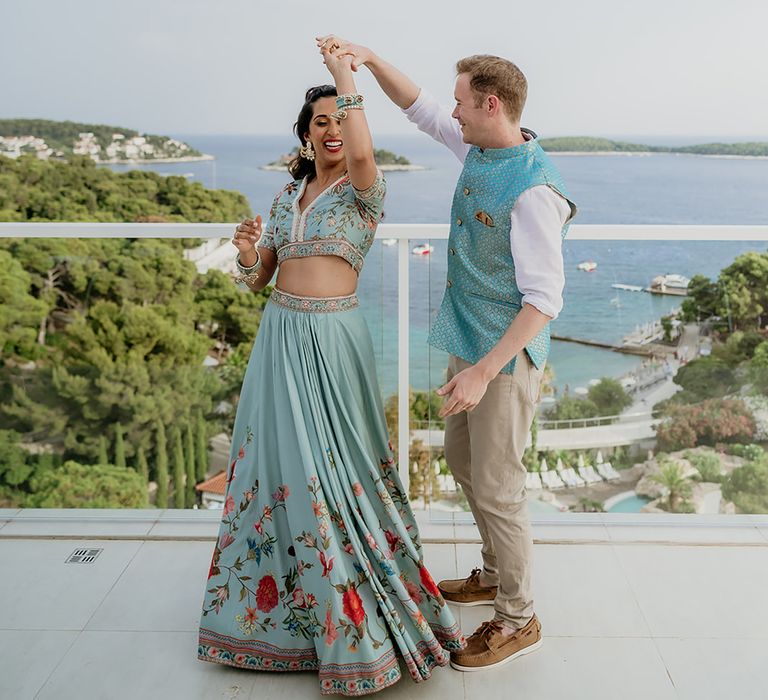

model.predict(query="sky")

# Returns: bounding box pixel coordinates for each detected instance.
[3,0,767,140]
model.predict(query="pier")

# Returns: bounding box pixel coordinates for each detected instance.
[551,335,654,356]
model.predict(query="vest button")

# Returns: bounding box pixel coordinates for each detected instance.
[447,279,453,288]
[463,187,470,195]
[449,248,456,255]
[456,218,462,226]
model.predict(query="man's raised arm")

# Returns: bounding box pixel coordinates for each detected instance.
[316,36,468,162]
[317,35,419,109]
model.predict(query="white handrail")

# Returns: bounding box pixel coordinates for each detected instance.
[3,222,767,495]
[1,222,768,240]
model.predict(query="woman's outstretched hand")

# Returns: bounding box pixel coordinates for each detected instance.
[317,36,354,76]
[316,35,372,72]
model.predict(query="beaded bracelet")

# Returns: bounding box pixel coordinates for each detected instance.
[235,253,262,285]
[335,93,364,109]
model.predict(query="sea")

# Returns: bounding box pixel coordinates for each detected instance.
[108,134,768,398]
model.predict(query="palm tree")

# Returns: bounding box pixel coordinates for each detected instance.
[577,497,604,513]
[651,459,693,513]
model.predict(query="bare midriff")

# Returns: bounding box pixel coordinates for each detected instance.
[275,256,358,298]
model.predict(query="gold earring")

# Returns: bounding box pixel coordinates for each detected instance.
[299,140,315,161]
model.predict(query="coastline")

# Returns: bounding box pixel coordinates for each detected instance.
[261,163,426,172]
[548,150,768,160]
[548,151,654,157]
[97,154,215,164]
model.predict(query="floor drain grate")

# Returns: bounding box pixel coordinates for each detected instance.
[66,548,103,564]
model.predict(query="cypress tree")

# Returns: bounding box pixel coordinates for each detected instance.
[98,435,108,465]
[185,421,196,508]
[195,410,209,481]
[136,445,149,482]
[114,422,126,468]
[155,421,169,508]
[172,425,185,509]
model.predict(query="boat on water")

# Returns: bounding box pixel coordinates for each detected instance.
[382,238,397,246]
[648,273,691,296]
[612,283,644,292]
[411,243,434,256]
[657,273,690,289]
[577,260,597,272]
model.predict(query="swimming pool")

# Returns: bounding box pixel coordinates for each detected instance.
[606,492,651,513]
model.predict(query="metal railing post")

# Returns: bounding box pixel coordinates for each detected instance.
[397,237,410,490]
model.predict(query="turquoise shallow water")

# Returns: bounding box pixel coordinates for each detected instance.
[607,494,652,513]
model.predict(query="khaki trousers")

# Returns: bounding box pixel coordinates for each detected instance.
[444,352,544,628]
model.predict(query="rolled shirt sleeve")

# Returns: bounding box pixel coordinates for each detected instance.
[402,89,470,163]
[509,185,570,319]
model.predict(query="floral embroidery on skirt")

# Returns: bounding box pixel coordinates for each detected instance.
[198,293,465,696]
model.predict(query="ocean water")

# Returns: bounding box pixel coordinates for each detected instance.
[109,134,768,397]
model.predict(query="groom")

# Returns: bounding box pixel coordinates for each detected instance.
[317,37,576,670]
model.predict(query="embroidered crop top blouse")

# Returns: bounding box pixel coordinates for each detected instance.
[258,169,386,273]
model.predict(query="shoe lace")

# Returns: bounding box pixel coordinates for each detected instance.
[465,567,482,586]
[467,619,505,642]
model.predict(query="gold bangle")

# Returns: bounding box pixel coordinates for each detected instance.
[235,253,262,284]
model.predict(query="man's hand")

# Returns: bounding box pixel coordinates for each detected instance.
[436,365,491,418]
[319,40,354,77]
[316,35,374,72]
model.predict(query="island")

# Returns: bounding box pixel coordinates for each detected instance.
[539,136,768,158]
[263,147,425,171]
[0,118,214,163]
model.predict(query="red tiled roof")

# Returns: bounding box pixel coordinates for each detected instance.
[195,469,227,495]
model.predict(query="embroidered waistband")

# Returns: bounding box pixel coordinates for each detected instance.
[269,288,359,313]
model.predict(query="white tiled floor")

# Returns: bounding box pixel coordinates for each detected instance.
[1,510,768,699]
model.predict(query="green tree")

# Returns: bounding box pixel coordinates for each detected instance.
[712,330,763,367]
[98,435,108,465]
[0,153,250,223]
[674,358,736,401]
[575,497,604,513]
[660,315,674,343]
[136,444,149,482]
[750,341,768,392]
[717,252,768,331]
[195,410,209,481]
[171,425,185,509]
[0,239,221,468]
[0,251,49,360]
[25,461,146,508]
[721,457,768,513]
[684,449,723,483]
[185,421,196,508]
[544,395,600,421]
[587,378,632,415]
[155,421,169,508]
[651,458,693,513]
[0,430,32,489]
[114,422,126,468]
[194,268,267,352]
[680,274,719,323]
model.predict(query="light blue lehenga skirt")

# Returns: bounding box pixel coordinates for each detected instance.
[198,289,465,697]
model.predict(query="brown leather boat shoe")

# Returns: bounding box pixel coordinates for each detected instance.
[449,615,542,671]
[437,567,497,606]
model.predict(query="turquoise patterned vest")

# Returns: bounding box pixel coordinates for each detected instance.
[427,129,576,374]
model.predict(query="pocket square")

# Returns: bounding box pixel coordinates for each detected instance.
[474,210,495,227]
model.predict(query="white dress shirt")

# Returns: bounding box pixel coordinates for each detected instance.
[402,89,571,319]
